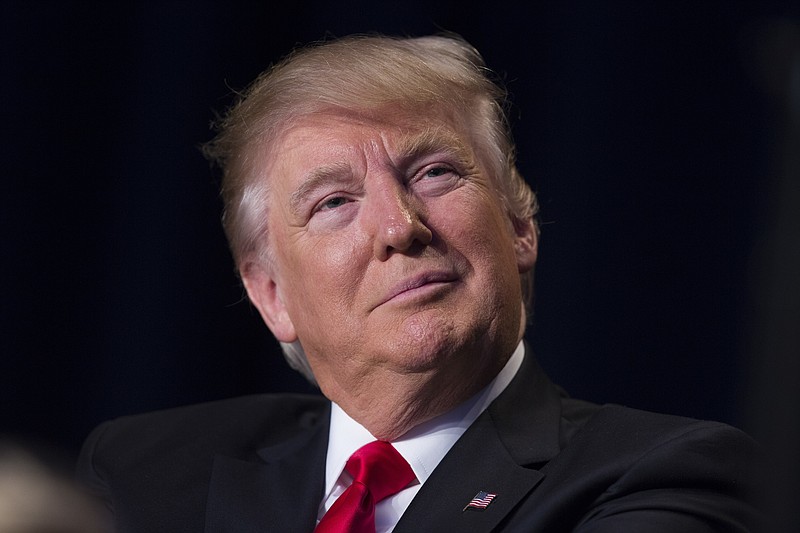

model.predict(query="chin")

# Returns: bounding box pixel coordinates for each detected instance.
[380,311,487,373]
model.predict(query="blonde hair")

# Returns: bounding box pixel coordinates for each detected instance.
[202,34,539,381]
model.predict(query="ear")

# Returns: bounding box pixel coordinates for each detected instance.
[240,260,298,343]
[513,217,538,273]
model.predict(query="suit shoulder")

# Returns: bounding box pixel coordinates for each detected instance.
[77,394,329,530]
[557,403,757,491]
[79,394,329,475]
[98,393,326,436]
[532,405,759,530]
[105,393,326,430]
[583,404,754,448]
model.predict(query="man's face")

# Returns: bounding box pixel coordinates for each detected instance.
[244,106,537,403]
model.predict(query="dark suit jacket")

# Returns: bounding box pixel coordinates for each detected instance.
[77,352,758,532]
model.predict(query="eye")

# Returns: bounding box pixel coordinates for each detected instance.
[317,196,351,212]
[409,163,462,197]
[423,166,454,179]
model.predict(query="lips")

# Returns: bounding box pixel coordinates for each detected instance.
[376,270,459,308]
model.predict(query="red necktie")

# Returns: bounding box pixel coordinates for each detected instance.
[315,440,415,533]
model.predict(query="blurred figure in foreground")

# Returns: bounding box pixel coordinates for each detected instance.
[0,441,109,533]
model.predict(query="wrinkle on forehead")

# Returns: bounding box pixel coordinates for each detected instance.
[284,110,476,169]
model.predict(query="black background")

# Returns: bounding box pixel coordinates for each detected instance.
[3,6,798,518]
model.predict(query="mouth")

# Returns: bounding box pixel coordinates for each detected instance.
[376,270,459,309]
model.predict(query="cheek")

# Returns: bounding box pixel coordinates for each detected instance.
[432,191,515,255]
[282,235,366,310]
[449,197,520,286]
[324,240,362,272]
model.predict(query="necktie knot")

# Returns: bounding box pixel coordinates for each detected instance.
[345,440,415,503]
[315,440,414,533]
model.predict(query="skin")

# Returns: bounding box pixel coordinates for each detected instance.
[242,106,538,440]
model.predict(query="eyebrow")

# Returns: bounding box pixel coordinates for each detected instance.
[392,127,473,169]
[288,161,353,217]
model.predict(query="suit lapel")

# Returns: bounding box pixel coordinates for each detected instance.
[395,346,564,533]
[394,414,545,533]
[205,402,331,533]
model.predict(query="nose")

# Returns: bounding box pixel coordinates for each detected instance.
[367,180,432,261]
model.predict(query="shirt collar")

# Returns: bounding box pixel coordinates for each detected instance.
[323,340,525,498]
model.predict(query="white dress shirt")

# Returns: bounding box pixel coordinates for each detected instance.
[317,341,525,532]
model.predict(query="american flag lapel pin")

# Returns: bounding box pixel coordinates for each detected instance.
[463,490,497,511]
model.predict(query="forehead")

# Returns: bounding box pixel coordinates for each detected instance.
[268,106,475,170]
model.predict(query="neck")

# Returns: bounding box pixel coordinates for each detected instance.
[319,344,515,441]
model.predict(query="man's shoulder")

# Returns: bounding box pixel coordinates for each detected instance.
[580,403,752,445]
[560,400,753,454]
[553,401,756,486]
[76,394,330,529]
[99,393,327,430]
[512,402,760,531]
[552,394,755,459]
[79,394,329,474]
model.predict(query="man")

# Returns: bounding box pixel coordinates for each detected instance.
[78,34,758,532]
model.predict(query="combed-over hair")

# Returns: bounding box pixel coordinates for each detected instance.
[202,34,539,382]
